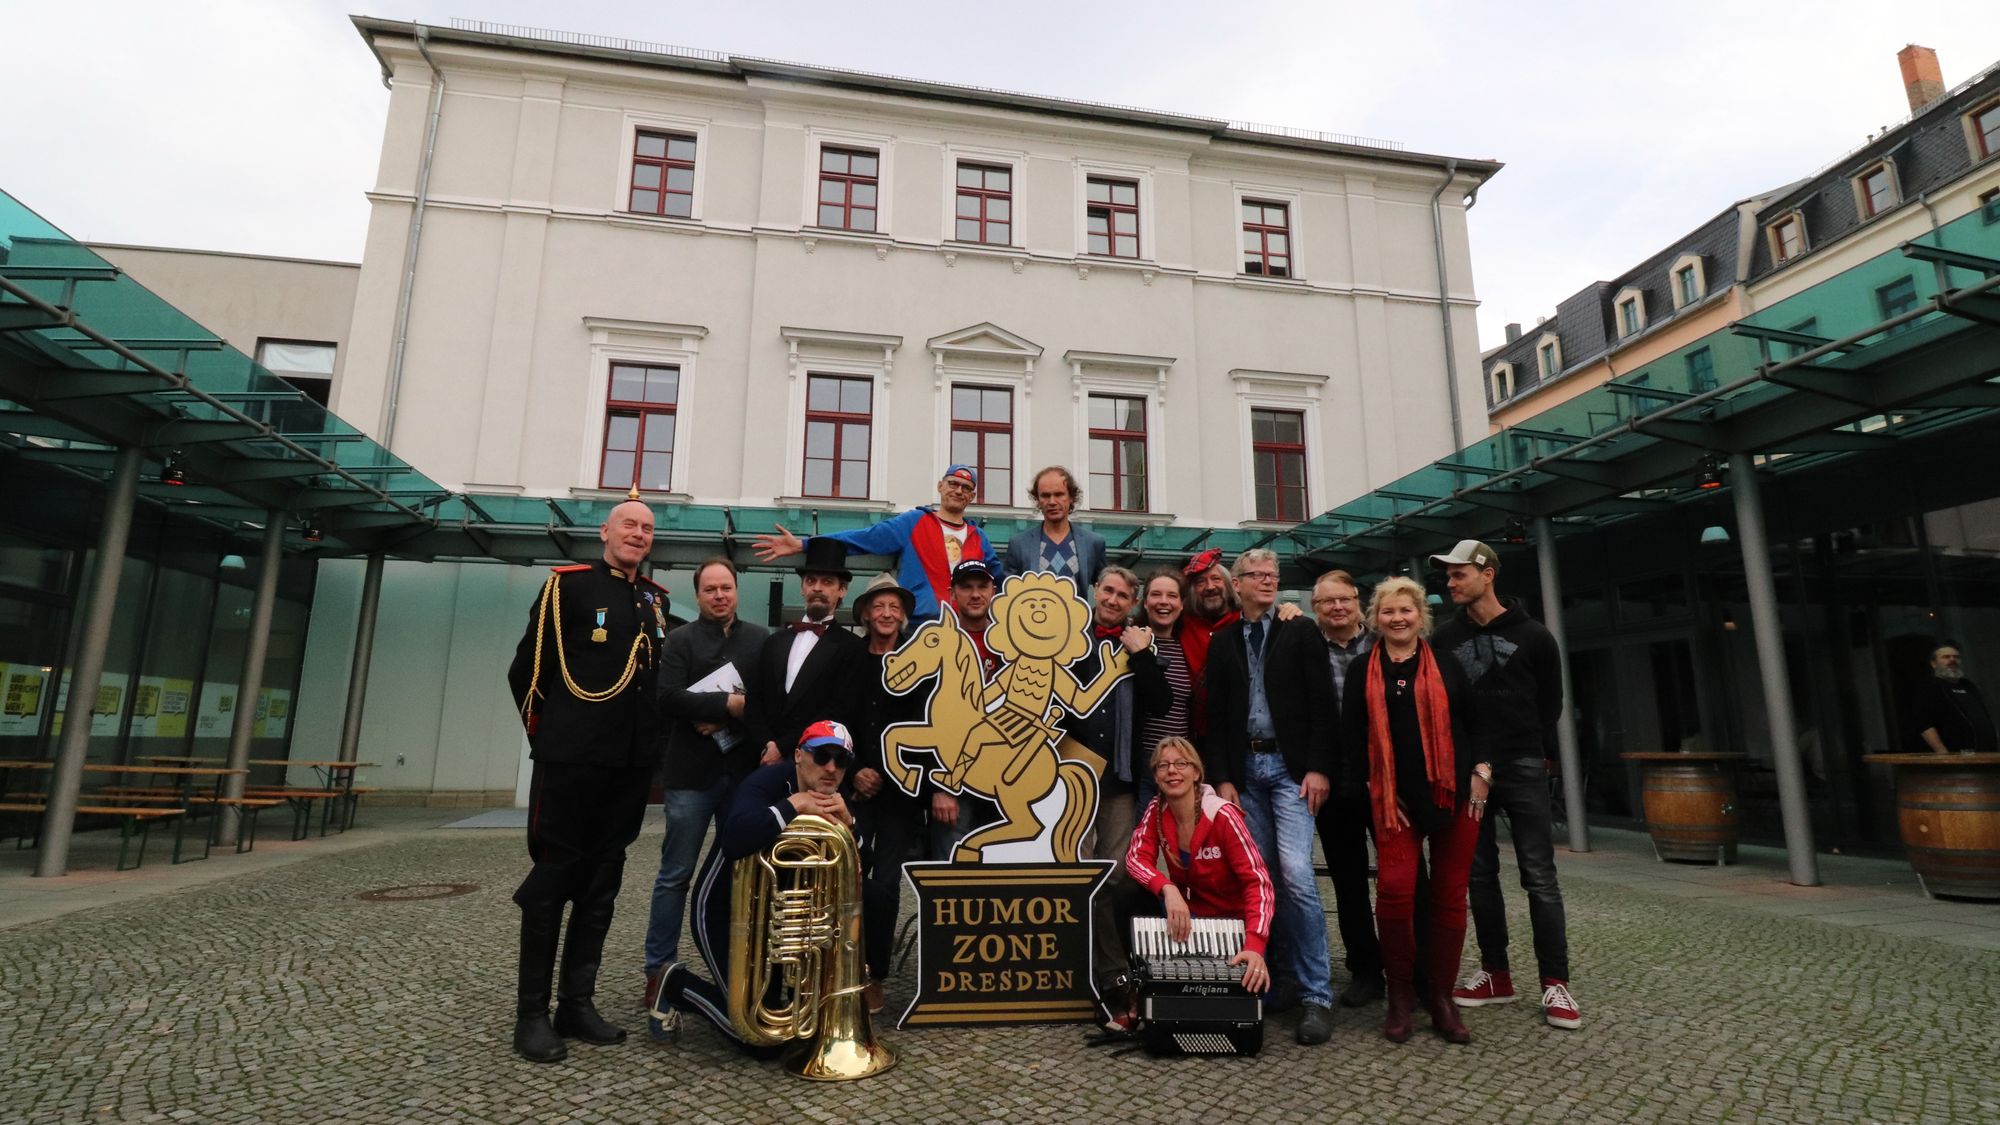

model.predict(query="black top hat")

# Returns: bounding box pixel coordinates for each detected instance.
[797,537,854,582]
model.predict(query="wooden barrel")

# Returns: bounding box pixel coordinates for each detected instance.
[1895,766,2000,901]
[1640,760,1739,864]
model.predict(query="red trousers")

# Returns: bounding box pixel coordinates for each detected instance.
[1373,808,1479,990]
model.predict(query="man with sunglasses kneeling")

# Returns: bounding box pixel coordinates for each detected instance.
[651,720,856,1048]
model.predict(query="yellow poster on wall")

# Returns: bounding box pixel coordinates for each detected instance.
[0,663,49,738]
[195,682,238,739]
[156,678,193,740]
[254,688,292,739]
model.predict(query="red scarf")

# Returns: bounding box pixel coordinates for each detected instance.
[1364,642,1456,834]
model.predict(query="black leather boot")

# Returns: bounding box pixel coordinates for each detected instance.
[514,903,568,1063]
[552,861,627,1045]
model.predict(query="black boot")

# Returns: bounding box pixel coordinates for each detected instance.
[552,860,627,1045]
[514,903,569,1063]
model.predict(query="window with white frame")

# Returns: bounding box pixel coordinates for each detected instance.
[1241,200,1291,277]
[1488,362,1515,405]
[580,318,707,497]
[1670,254,1706,309]
[1537,335,1563,379]
[1615,289,1646,338]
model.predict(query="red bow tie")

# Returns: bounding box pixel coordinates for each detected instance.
[792,620,830,637]
[1093,623,1125,640]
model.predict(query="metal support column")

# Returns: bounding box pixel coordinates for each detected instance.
[1729,453,1819,886]
[1535,516,1589,853]
[219,514,285,843]
[35,445,143,878]
[336,554,385,764]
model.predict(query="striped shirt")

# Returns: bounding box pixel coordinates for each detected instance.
[1137,633,1192,758]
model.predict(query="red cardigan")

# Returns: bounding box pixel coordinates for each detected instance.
[1123,785,1274,956]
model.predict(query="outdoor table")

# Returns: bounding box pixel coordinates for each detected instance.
[0,758,54,802]
[248,760,377,836]
[1621,752,1745,865]
[1862,753,2000,900]
[79,764,247,864]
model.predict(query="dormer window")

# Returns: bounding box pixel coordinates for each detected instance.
[1854,162,1900,218]
[1488,362,1515,404]
[1670,253,1706,309]
[1537,335,1562,379]
[1768,213,1807,265]
[1967,98,2000,159]
[1615,288,1646,339]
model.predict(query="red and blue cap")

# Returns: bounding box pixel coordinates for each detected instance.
[797,719,854,755]
[941,463,979,488]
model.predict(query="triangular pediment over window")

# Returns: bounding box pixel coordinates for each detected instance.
[927,322,1045,361]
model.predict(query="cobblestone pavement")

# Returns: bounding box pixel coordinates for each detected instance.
[3,822,1998,1125]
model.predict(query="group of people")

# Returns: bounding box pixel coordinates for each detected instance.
[503,460,1583,1064]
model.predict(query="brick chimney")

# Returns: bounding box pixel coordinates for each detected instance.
[1898,44,1944,112]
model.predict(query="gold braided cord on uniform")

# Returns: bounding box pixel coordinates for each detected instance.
[523,573,652,719]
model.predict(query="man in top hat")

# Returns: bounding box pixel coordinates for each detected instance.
[742,537,869,768]
[752,463,1004,620]
[848,572,921,1012]
[505,495,670,1063]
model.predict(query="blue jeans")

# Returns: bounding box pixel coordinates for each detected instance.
[1236,751,1333,1008]
[643,779,731,974]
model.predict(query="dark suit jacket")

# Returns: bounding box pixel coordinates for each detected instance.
[742,623,868,758]
[505,559,666,768]
[1200,614,1336,788]
[657,614,771,790]
[1003,525,1108,588]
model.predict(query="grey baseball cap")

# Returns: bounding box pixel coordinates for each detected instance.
[1430,539,1499,570]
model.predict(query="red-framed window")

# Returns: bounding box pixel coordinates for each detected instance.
[817,147,879,232]
[1087,393,1147,512]
[601,362,679,492]
[1086,177,1139,258]
[804,374,872,498]
[1242,201,1291,277]
[1858,165,1896,217]
[629,131,696,218]
[955,163,1013,245]
[1771,215,1805,263]
[949,385,1013,504]
[1251,408,1308,522]
[1973,100,2000,158]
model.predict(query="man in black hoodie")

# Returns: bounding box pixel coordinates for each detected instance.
[1428,541,1580,1031]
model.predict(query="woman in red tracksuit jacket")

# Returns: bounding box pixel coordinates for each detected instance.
[1123,735,1275,994]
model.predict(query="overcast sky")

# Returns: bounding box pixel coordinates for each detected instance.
[7,1,1999,349]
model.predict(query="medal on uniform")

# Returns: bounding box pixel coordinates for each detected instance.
[592,608,608,643]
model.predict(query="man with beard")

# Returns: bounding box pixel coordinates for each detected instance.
[650,721,858,1047]
[1917,644,1997,754]
[1003,465,1106,586]
[742,539,868,767]
[1179,548,1298,739]
[1429,540,1579,1031]
[753,463,1003,620]
[505,497,669,1063]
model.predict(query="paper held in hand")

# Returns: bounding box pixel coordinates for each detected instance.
[687,661,745,752]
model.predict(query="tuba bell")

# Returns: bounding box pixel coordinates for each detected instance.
[726,812,896,1081]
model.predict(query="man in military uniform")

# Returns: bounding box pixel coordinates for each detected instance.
[505,496,670,1063]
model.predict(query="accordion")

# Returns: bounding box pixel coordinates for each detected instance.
[1128,916,1263,1056]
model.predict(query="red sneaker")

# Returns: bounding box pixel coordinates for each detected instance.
[1541,978,1582,1029]
[1451,968,1517,1008]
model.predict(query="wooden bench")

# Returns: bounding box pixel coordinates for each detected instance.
[89,788,282,853]
[0,802,186,870]
[244,788,364,840]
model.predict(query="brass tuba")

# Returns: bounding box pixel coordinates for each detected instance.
[726,812,896,1081]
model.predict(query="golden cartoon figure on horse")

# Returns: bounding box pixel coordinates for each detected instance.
[881,572,1131,863]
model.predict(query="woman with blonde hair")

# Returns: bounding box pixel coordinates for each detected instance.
[1339,576,1487,1044]
[1123,736,1274,998]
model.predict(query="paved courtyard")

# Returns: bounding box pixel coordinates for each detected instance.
[3,815,1998,1124]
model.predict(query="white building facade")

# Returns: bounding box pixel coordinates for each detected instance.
[282,18,1500,804]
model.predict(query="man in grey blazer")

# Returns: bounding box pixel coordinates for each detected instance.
[1003,465,1107,587]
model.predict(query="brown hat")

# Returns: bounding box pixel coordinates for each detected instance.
[852,571,915,624]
